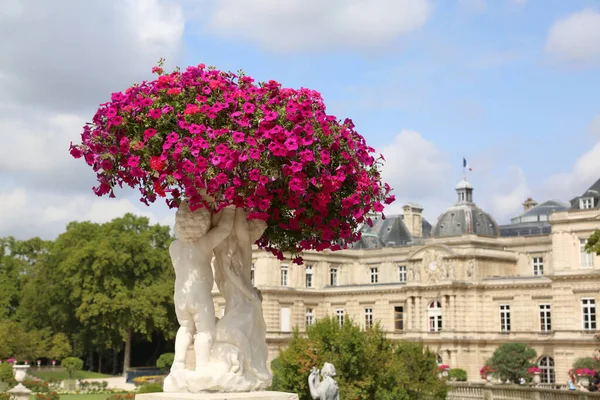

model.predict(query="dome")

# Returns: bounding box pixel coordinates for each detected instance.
[432,204,500,237]
[432,178,499,237]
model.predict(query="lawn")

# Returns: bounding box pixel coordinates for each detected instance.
[29,370,113,381]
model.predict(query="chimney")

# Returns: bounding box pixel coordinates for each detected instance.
[523,198,538,212]
[402,203,423,238]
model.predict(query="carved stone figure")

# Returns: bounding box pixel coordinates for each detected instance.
[407,266,414,281]
[164,203,235,392]
[467,259,476,277]
[164,203,272,393]
[447,263,455,280]
[308,363,340,400]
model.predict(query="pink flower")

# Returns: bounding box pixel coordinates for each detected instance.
[243,102,255,114]
[320,149,330,165]
[101,159,113,170]
[284,137,298,151]
[167,88,181,95]
[249,169,260,181]
[232,132,245,143]
[143,128,157,142]
[111,116,123,126]
[264,110,278,121]
[148,108,162,119]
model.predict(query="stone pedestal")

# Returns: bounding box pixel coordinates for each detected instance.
[136,392,299,400]
[8,384,32,400]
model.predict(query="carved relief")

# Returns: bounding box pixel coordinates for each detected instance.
[422,250,447,283]
[467,258,476,277]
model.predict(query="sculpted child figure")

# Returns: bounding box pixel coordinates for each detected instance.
[308,362,340,400]
[164,202,235,392]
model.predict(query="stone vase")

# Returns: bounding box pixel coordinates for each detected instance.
[13,365,29,383]
[486,373,493,383]
[532,372,541,384]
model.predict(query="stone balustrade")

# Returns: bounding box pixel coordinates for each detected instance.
[448,382,600,400]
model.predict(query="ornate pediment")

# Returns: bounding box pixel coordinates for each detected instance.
[407,245,456,283]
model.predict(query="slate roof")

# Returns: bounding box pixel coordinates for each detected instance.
[352,214,431,249]
[570,178,600,209]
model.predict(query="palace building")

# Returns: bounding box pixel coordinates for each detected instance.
[212,176,600,383]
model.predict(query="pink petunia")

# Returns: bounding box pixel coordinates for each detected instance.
[232,132,245,143]
[148,108,162,119]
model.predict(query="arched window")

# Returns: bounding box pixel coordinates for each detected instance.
[539,356,555,384]
[428,301,442,332]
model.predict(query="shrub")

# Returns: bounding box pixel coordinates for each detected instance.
[489,343,537,384]
[61,357,83,380]
[137,383,163,394]
[448,368,467,382]
[156,353,175,372]
[106,394,135,400]
[24,378,50,393]
[573,357,600,371]
[0,393,10,400]
[35,392,59,400]
[0,363,13,382]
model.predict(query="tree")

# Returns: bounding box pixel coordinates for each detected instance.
[573,357,600,370]
[48,333,72,361]
[61,357,84,380]
[156,353,175,372]
[56,214,175,376]
[270,317,447,400]
[489,342,537,383]
[586,230,600,255]
[0,320,47,360]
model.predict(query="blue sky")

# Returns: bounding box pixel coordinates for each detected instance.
[0,0,599,238]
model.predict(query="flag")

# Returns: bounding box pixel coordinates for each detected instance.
[463,157,472,171]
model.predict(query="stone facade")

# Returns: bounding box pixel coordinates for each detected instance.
[212,184,600,385]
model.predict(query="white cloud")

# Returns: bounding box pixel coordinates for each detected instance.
[380,130,451,221]
[0,0,186,240]
[487,167,530,223]
[540,141,600,201]
[0,0,185,112]
[0,186,175,240]
[545,9,600,67]
[206,0,431,52]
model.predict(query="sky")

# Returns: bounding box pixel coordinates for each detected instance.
[1,0,599,240]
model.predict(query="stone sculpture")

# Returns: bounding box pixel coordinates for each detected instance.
[163,203,272,393]
[308,363,340,400]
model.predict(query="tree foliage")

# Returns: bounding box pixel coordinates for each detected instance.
[489,343,537,383]
[586,230,600,255]
[447,368,467,382]
[270,316,447,400]
[156,353,175,371]
[47,333,72,361]
[573,357,600,370]
[61,357,83,380]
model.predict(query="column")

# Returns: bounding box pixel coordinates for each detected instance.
[406,297,412,331]
[416,296,422,333]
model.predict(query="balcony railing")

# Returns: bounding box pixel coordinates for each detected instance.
[448,382,600,400]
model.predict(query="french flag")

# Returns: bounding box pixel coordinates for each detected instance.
[463,157,472,171]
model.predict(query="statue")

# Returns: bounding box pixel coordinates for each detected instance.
[164,203,272,393]
[164,203,235,392]
[308,363,340,400]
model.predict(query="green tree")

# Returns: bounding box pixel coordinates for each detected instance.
[585,230,600,255]
[156,353,175,372]
[61,357,83,380]
[447,368,467,382]
[573,357,600,370]
[489,342,537,383]
[0,320,47,360]
[48,333,72,361]
[270,316,447,400]
[57,214,174,375]
[0,237,51,320]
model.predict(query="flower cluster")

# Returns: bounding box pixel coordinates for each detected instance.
[527,367,541,375]
[569,368,596,376]
[436,364,449,372]
[70,60,394,261]
[479,365,494,378]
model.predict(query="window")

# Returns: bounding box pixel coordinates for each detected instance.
[394,306,404,330]
[281,264,288,287]
[398,266,407,282]
[370,267,378,284]
[580,239,595,268]
[500,304,511,332]
[364,308,373,330]
[539,357,555,384]
[305,265,313,288]
[336,309,344,327]
[539,304,551,332]
[306,308,314,328]
[581,198,594,209]
[582,298,597,330]
[428,301,442,332]
[532,257,544,276]
[280,307,291,332]
[250,263,255,285]
[330,268,338,286]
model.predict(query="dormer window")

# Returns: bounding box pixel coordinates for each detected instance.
[581,198,594,209]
